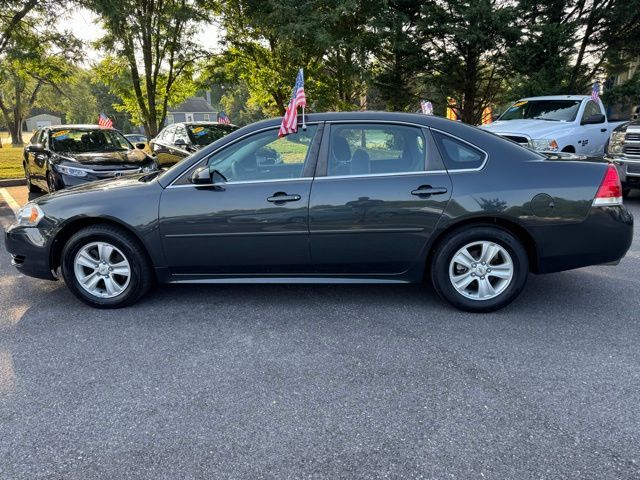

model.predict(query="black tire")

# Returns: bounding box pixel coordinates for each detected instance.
[430,226,529,313]
[60,224,153,308]
[46,170,58,193]
[24,163,41,193]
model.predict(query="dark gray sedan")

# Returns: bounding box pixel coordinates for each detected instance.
[5,112,633,312]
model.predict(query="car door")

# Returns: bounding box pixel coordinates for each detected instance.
[308,122,452,276]
[579,100,608,154]
[32,129,51,187]
[153,126,176,167]
[158,123,322,277]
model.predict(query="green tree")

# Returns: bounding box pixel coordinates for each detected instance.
[86,0,212,136]
[418,0,521,124]
[0,16,78,145]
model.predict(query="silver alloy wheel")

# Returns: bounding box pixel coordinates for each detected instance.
[448,241,514,301]
[73,241,131,298]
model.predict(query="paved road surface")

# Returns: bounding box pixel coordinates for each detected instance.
[1,186,639,479]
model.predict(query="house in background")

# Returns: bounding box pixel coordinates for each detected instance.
[166,96,218,125]
[25,113,62,131]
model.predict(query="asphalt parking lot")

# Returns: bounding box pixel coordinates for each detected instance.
[1,186,640,479]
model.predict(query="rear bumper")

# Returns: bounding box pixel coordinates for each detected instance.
[5,224,56,280]
[530,205,633,274]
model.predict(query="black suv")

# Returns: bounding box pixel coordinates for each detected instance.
[150,122,238,167]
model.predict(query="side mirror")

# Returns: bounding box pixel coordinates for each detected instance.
[582,113,605,125]
[135,142,146,150]
[27,143,45,153]
[174,138,188,147]
[190,166,212,185]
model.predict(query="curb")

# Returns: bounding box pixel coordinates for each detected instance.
[0,178,25,187]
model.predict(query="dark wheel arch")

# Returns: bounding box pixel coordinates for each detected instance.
[50,217,157,278]
[561,145,576,153]
[424,217,539,278]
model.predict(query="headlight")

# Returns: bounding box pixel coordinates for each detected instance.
[55,164,89,177]
[531,138,559,152]
[15,203,44,226]
[608,131,626,155]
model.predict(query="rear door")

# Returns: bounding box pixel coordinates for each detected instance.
[308,122,452,276]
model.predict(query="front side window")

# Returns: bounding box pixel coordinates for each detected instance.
[50,129,132,153]
[432,132,485,171]
[499,100,581,122]
[206,125,318,182]
[581,101,602,122]
[327,123,425,176]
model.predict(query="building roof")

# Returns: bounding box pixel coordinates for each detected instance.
[26,113,61,121]
[168,96,217,113]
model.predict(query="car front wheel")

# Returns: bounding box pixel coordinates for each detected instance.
[430,226,529,313]
[61,225,153,308]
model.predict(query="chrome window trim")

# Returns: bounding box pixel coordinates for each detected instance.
[167,177,314,188]
[430,127,489,172]
[168,123,322,188]
[314,171,446,181]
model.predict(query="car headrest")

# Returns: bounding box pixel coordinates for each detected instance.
[332,136,351,163]
[351,149,370,175]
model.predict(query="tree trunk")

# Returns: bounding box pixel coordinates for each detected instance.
[8,116,23,145]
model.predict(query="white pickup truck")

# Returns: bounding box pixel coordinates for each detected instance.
[481,95,626,155]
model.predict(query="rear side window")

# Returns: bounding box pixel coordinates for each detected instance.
[432,131,485,170]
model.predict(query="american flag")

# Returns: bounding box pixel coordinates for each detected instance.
[218,111,231,125]
[591,82,600,102]
[278,69,307,138]
[98,113,113,128]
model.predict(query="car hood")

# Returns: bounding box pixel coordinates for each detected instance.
[57,149,151,167]
[33,173,156,205]
[481,119,572,138]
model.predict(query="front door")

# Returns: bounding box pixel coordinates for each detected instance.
[309,122,452,276]
[159,124,322,277]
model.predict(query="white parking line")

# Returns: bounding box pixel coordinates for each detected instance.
[0,188,20,215]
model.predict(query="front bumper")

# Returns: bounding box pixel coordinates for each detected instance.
[5,224,56,280]
[530,205,633,274]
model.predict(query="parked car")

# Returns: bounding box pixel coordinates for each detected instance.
[6,112,632,312]
[150,121,238,167]
[606,120,640,197]
[481,95,626,155]
[124,133,152,155]
[23,125,158,193]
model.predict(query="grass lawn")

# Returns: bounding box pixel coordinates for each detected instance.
[0,133,25,180]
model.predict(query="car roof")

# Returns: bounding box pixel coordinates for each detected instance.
[48,124,117,131]
[178,121,238,127]
[516,95,590,102]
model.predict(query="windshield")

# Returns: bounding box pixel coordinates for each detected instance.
[50,129,133,153]
[499,100,581,122]
[187,124,237,147]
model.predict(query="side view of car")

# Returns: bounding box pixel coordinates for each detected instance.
[150,121,238,167]
[481,95,626,155]
[6,112,633,312]
[23,125,158,193]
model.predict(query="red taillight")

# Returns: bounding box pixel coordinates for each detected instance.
[593,164,623,206]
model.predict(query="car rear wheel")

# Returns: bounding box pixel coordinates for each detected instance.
[430,226,528,313]
[61,225,153,308]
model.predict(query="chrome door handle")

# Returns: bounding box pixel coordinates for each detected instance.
[411,186,448,197]
[267,192,301,203]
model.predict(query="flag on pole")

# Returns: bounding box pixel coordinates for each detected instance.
[98,113,113,128]
[218,111,231,125]
[278,68,307,137]
[591,81,600,102]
